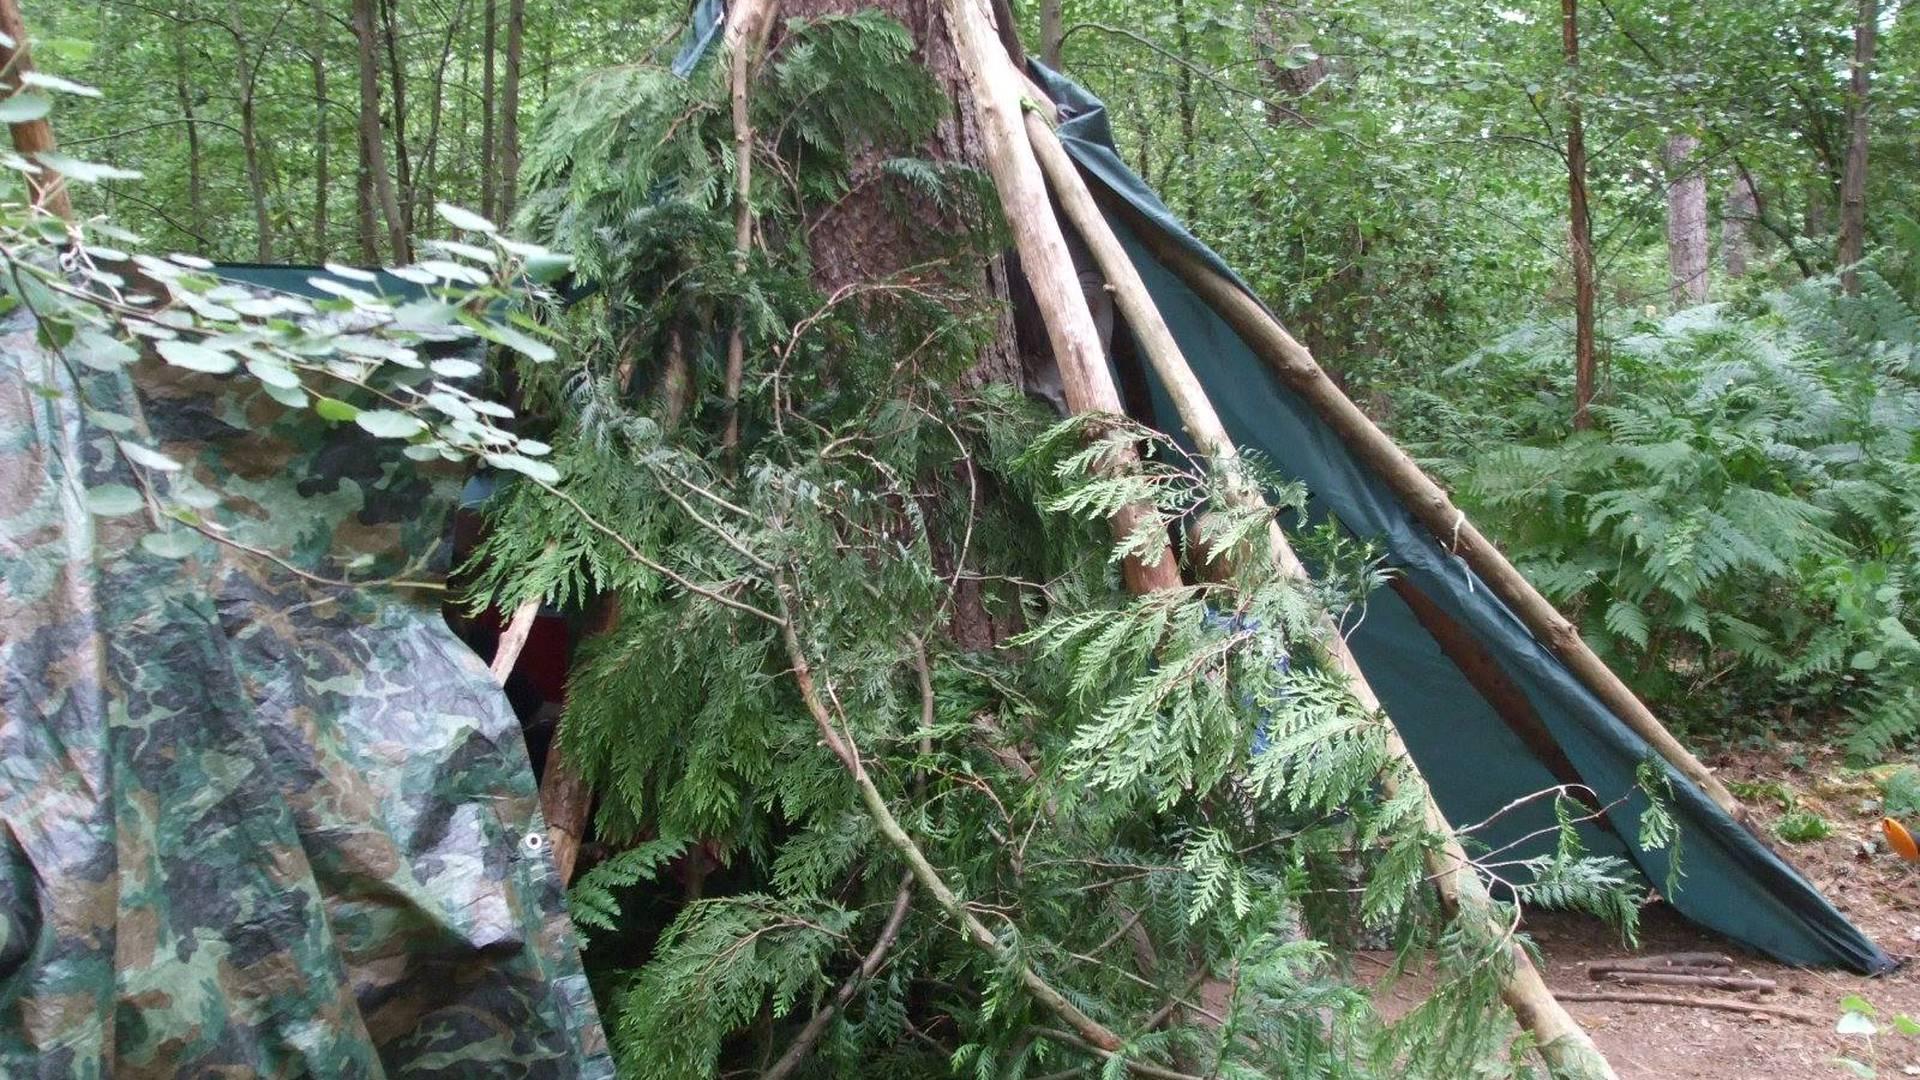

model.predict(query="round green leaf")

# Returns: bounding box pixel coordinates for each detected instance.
[139,531,201,559]
[262,382,310,409]
[120,443,182,471]
[245,357,302,390]
[429,357,483,379]
[156,339,238,374]
[435,202,498,233]
[485,452,562,485]
[84,483,143,517]
[313,397,361,423]
[0,92,52,123]
[355,410,427,439]
[74,330,137,372]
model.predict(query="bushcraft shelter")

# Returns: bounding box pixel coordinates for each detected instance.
[0,1,1894,1075]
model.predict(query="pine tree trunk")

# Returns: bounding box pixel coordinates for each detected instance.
[498,0,524,221]
[1664,134,1707,306]
[1838,0,1876,295]
[1173,0,1195,221]
[413,2,464,226]
[1562,0,1596,429]
[1723,171,1756,279]
[310,0,330,260]
[481,0,497,221]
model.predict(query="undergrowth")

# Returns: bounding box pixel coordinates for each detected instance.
[1395,272,1920,762]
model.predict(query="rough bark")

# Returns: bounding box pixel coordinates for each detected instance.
[777,0,1020,387]
[353,0,409,260]
[309,0,329,259]
[1039,0,1063,67]
[1837,0,1876,295]
[1563,0,1596,428]
[1664,134,1707,306]
[1253,3,1325,126]
[481,0,497,221]
[1723,171,1756,279]
[498,0,524,221]
[0,0,73,219]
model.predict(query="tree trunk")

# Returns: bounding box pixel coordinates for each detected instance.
[174,32,206,246]
[1562,0,1596,429]
[0,0,72,219]
[1172,0,1195,220]
[498,0,524,221]
[1254,3,1325,127]
[380,0,415,238]
[310,0,330,260]
[352,0,409,261]
[1837,0,1876,295]
[229,3,275,261]
[1039,0,1063,67]
[1723,171,1756,279]
[481,0,497,220]
[1664,134,1707,306]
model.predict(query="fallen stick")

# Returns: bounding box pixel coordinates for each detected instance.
[1556,990,1825,1025]
[1598,972,1775,993]
[1586,952,1734,976]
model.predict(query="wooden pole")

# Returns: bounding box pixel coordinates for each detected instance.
[1104,195,1748,829]
[0,0,74,220]
[1023,99,1615,1080]
[488,583,592,885]
[945,0,1179,596]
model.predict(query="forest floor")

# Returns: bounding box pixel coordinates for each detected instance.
[1370,743,1920,1078]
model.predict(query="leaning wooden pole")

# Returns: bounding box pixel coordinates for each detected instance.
[944,0,1179,597]
[1021,87,1615,1080]
[1108,199,1745,828]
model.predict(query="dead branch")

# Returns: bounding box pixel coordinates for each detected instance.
[1555,990,1825,1024]
[1585,953,1734,976]
[1598,972,1775,993]
[760,872,915,1080]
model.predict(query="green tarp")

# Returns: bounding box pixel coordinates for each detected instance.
[1030,62,1893,975]
[0,297,613,1075]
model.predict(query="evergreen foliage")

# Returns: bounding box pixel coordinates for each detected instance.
[470,16,1657,1077]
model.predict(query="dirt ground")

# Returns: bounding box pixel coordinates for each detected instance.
[1373,743,1920,1078]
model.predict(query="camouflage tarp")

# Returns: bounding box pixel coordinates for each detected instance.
[0,309,612,1078]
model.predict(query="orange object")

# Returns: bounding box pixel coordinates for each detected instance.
[1883,818,1920,862]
